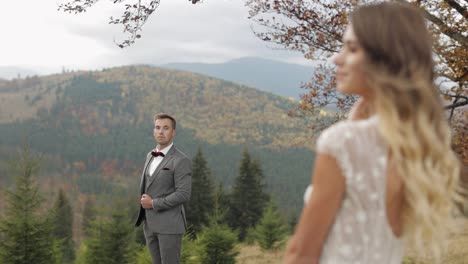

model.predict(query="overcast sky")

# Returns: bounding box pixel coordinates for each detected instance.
[1,0,312,75]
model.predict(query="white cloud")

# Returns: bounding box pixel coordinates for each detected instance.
[0,0,312,75]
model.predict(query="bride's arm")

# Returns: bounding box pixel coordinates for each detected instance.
[283,153,345,264]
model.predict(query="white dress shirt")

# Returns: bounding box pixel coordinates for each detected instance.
[148,143,173,176]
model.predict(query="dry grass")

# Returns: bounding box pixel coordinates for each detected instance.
[237,218,468,264]
[237,244,284,264]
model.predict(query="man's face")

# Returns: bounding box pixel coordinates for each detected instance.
[153,118,176,149]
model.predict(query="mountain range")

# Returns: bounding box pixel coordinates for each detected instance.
[0,66,37,80]
[0,57,315,100]
[163,57,314,99]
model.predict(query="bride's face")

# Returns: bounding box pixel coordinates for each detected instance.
[333,25,371,97]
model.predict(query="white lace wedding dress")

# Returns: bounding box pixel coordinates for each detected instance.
[304,116,404,264]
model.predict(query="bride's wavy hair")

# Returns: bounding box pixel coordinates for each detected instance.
[351,2,464,261]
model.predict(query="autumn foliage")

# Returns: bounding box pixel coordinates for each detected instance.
[247,0,466,108]
[247,0,467,159]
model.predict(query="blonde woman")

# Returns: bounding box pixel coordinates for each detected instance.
[283,2,463,264]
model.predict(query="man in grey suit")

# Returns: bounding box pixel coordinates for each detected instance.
[135,113,192,264]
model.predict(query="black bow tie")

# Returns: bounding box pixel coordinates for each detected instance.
[151,151,165,157]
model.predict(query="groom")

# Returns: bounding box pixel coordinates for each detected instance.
[135,113,192,264]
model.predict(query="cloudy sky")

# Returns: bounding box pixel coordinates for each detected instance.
[1,0,312,75]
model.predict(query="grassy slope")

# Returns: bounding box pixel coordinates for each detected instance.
[237,218,468,264]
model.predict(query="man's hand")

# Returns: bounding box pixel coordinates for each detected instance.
[141,194,153,209]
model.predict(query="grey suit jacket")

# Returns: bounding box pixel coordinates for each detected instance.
[135,145,192,234]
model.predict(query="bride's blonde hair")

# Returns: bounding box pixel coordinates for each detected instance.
[351,2,464,261]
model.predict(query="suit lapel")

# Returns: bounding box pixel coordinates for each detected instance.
[146,146,176,190]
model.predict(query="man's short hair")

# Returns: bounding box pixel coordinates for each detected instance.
[154,113,176,129]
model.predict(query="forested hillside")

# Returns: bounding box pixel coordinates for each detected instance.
[0,66,316,215]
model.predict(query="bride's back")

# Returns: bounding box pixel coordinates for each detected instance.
[313,117,404,263]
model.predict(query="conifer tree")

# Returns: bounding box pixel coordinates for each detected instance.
[196,194,238,264]
[255,201,288,250]
[50,188,75,263]
[83,204,137,264]
[83,217,106,264]
[135,244,152,264]
[214,183,230,224]
[181,232,201,264]
[82,196,97,238]
[228,149,269,241]
[186,148,215,236]
[0,148,57,264]
[134,225,146,246]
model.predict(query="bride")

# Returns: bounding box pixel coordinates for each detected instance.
[284,2,464,264]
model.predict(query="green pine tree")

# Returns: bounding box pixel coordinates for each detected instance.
[186,148,215,236]
[50,189,75,263]
[255,201,289,250]
[83,203,137,264]
[83,217,106,264]
[196,196,238,264]
[228,149,269,241]
[214,183,230,224]
[73,242,88,264]
[135,245,152,264]
[0,147,58,264]
[82,196,97,238]
[181,232,201,264]
[134,225,146,246]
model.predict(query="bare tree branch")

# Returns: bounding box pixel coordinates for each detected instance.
[423,10,468,45]
[444,99,468,110]
[58,0,100,13]
[58,0,202,48]
[397,0,468,45]
[443,0,468,19]
[247,0,467,117]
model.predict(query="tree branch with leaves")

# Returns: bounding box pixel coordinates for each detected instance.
[58,0,202,48]
[246,0,467,126]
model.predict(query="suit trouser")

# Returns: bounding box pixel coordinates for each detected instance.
[143,223,183,264]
